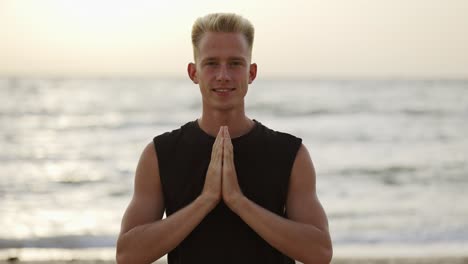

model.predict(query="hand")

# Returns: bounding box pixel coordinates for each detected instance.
[222,127,244,211]
[201,126,223,208]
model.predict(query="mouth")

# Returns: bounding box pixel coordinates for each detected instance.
[211,88,236,96]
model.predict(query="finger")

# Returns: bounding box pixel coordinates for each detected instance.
[215,126,224,146]
[223,135,233,164]
[211,126,224,159]
[221,126,227,160]
[224,127,233,152]
[217,126,227,161]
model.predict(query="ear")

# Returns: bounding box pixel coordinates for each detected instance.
[248,63,257,84]
[187,63,198,84]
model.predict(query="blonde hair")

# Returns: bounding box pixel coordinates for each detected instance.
[191,13,255,61]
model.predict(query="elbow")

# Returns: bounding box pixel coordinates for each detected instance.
[322,244,333,264]
[302,243,333,264]
[116,248,129,264]
[116,233,162,264]
[317,239,333,264]
[317,232,333,264]
[116,254,134,264]
[116,236,131,264]
[116,252,126,264]
[115,242,125,264]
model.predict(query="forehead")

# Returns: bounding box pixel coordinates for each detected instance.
[197,32,250,60]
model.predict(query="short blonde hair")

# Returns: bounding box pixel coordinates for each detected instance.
[191,13,255,61]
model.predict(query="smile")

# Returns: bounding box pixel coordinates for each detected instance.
[212,88,236,92]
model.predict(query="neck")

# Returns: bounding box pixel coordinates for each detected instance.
[198,107,254,138]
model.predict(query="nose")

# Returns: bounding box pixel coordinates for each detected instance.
[216,64,231,82]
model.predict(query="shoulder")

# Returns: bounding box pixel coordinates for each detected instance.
[257,121,302,153]
[153,122,190,142]
[153,121,194,147]
[137,140,160,177]
[293,143,313,169]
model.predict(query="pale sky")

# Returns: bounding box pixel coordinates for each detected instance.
[1,0,467,79]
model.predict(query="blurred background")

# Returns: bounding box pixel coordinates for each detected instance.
[1,0,467,262]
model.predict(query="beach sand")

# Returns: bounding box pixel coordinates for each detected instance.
[2,247,468,264]
[331,257,468,264]
[1,258,468,264]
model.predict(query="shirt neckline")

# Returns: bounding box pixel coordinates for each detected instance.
[192,119,260,142]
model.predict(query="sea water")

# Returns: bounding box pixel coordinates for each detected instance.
[0,77,467,257]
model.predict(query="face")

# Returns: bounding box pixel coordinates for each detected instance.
[188,32,257,111]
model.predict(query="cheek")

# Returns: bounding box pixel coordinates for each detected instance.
[200,69,216,80]
[232,69,250,79]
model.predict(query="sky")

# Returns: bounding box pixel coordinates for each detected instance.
[1,0,467,79]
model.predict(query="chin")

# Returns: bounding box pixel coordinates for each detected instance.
[203,97,244,111]
[211,101,238,111]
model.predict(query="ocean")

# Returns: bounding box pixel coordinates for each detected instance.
[0,77,467,259]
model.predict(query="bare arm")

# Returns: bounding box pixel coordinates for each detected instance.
[116,129,224,264]
[225,142,333,264]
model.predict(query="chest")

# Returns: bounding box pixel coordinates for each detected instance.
[160,141,290,216]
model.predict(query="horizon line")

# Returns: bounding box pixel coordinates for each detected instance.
[1,74,467,82]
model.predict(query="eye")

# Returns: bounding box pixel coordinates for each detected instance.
[230,61,243,66]
[205,61,218,66]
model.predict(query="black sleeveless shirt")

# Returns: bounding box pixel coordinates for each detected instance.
[153,120,302,264]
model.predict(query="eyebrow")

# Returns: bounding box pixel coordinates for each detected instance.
[201,56,247,63]
[228,56,247,61]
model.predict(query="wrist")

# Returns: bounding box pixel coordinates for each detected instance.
[226,193,247,213]
[198,192,220,211]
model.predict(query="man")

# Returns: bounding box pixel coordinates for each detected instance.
[116,13,332,264]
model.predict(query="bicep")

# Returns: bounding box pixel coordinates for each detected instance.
[119,142,165,235]
[286,144,329,232]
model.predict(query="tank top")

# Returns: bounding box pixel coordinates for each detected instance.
[153,119,302,264]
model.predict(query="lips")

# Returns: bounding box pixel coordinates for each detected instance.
[212,88,236,92]
[211,88,236,97]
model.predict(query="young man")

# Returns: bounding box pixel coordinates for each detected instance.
[116,13,332,264]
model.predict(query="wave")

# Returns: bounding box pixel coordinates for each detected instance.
[248,104,463,118]
[0,235,117,249]
[338,166,418,177]
[333,229,468,245]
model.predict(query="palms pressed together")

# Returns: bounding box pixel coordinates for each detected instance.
[202,126,243,211]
